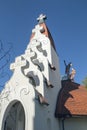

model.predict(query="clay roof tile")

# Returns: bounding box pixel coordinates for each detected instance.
[55,80,87,118]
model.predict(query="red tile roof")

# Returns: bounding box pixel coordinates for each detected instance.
[55,80,87,118]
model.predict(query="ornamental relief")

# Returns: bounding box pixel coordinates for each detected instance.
[20,85,30,100]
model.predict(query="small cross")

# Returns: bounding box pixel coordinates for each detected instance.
[37,14,47,24]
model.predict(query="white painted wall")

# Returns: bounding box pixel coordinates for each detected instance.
[59,117,87,130]
[0,22,61,130]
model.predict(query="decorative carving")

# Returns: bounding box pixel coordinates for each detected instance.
[33,40,47,56]
[27,39,47,57]
[32,25,44,34]
[45,80,54,88]
[31,59,44,71]
[43,75,54,88]
[25,71,40,86]
[38,93,49,106]
[25,49,37,61]
[0,86,10,101]
[20,86,30,98]
[27,39,41,49]
[49,62,56,71]
[34,87,49,106]
[10,56,27,71]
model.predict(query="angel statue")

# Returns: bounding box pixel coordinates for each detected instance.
[64,60,72,78]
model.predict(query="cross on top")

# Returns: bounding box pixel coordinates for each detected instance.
[37,14,47,24]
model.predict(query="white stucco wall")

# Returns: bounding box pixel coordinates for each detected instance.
[0,22,61,130]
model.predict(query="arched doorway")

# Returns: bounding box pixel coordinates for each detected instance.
[2,101,25,130]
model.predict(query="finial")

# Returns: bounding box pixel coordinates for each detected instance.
[37,14,47,24]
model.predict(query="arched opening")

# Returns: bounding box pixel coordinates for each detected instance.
[2,101,25,130]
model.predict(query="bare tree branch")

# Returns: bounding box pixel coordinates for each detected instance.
[0,41,13,90]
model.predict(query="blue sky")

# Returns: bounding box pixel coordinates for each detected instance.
[0,0,87,87]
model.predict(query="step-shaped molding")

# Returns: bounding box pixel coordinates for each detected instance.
[31,59,44,71]
[27,39,41,49]
[27,23,54,66]
[33,86,49,106]
[25,71,40,86]
[32,24,44,34]
[10,47,55,91]
[27,39,47,57]
[10,56,28,71]
[25,48,37,60]
[23,59,45,94]
[48,61,56,71]
[37,92,49,106]
[23,51,52,88]
[43,75,54,88]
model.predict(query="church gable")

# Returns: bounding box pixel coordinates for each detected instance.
[0,14,61,130]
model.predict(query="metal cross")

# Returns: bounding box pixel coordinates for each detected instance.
[37,14,47,24]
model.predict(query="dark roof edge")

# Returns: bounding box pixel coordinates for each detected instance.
[55,114,87,119]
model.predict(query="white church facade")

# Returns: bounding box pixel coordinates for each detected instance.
[0,14,87,130]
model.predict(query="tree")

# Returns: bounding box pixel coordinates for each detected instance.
[0,40,13,90]
[82,76,87,87]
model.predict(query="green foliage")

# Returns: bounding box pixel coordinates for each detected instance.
[82,76,87,87]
